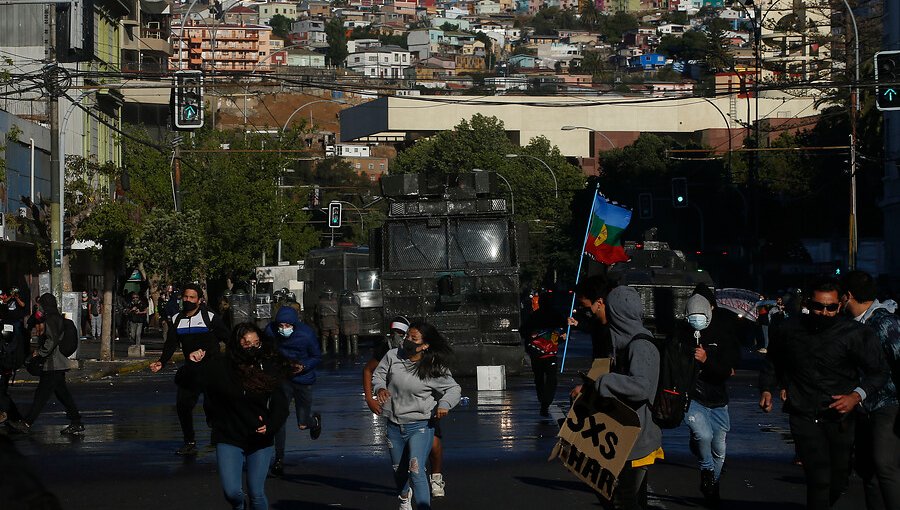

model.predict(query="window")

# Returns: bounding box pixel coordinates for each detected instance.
[355,162,361,169]
[380,163,385,169]
[368,163,374,169]
[275,8,279,12]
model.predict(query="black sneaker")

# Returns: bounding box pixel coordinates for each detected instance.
[60,423,85,435]
[176,442,198,455]
[271,457,284,477]
[309,413,322,440]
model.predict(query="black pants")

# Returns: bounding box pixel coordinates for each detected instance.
[531,356,558,411]
[0,371,23,421]
[597,464,649,509]
[176,383,203,444]
[25,370,81,425]
[790,414,855,510]
[856,404,900,510]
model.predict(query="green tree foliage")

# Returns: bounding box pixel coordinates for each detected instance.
[528,7,578,35]
[657,31,710,62]
[268,14,294,39]
[325,17,348,65]
[599,12,639,42]
[127,209,208,284]
[440,22,461,31]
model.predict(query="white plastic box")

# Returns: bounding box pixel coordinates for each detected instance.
[476,365,507,391]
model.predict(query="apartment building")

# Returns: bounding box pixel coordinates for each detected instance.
[257,2,298,24]
[170,23,274,72]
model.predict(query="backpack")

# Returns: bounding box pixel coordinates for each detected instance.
[629,332,695,429]
[59,318,79,357]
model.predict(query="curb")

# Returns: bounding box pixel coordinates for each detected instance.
[79,353,186,382]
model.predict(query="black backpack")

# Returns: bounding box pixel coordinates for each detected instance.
[59,318,79,357]
[631,333,695,429]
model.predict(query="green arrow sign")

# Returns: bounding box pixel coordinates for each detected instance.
[886,88,897,101]
[183,105,197,120]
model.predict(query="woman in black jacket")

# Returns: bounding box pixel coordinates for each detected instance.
[202,322,291,510]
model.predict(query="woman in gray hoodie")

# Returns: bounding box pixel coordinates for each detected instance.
[373,321,461,510]
[594,286,663,509]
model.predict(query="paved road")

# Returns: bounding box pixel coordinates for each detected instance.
[4,334,865,509]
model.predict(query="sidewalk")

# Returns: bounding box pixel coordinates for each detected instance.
[14,328,171,384]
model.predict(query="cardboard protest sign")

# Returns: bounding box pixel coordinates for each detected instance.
[550,359,641,501]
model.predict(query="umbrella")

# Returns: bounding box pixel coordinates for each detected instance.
[715,288,764,322]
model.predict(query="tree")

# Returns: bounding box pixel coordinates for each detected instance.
[268,14,294,39]
[440,22,460,32]
[578,0,600,31]
[599,12,638,42]
[325,17,348,66]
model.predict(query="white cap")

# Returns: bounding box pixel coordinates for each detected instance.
[390,316,410,333]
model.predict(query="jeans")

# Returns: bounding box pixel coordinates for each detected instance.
[790,413,855,510]
[91,315,101,338]
[530,356,558,411]
[216,443,274,510]
[685,401,730,481]
[856,404,900,510]
[274,382,313,458]
[386,420,435,510]
[24,370,81,425]
[128,322,143,346]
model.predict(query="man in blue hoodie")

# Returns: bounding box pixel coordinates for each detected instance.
[265,305,322,476]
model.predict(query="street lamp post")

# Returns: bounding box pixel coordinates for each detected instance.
[841,0,860,269]
[281,99,348,133]
[504,154,558,198]
[560,125,617,150]
[473,168,514,215]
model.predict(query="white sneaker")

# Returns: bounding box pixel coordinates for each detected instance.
[430,473,445,497]
[398,491,413,510]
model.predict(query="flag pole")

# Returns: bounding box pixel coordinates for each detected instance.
[560,183,601,373]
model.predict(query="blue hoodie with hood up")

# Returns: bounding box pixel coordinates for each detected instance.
[266,306,321,385]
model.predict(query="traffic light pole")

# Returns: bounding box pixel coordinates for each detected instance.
[48,4,63,300]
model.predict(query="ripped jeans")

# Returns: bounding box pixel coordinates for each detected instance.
[386,420,435,510]
[685,401,730,481]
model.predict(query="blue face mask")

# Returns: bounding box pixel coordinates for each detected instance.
[687,314,710,331]
[279,327,293,338]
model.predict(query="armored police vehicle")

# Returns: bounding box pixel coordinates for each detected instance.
[299,246,384,338]
[608,238,715,337]
[370,172,526,375]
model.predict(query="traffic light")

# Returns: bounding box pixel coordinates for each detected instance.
[309,186,321,209]
[638,192,653,219]
[328,202,342,228]
[876,51,900,111]
[173,70,204,130]
[671,177,688,208]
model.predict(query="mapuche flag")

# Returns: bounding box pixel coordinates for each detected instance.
[584,193,631,264]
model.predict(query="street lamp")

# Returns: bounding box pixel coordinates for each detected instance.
[473,168,514,215]
[560,125,617,149]
[504,154,558,199]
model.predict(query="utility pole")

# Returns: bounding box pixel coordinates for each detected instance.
[174,144,182,212]
[844,0,859,271]
[49,3,63,301]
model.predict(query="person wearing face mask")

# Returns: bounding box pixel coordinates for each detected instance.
[263,305,322,476]
[676,290,741,505]
[363,316,449,498]
[150,283,230,456]
[373,321,460,510]
[199,322,291,510]
[760,277,890,510]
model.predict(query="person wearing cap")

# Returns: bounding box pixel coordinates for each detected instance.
[363,316,449,498]
[263,304,322,477]
[675,290,742,505]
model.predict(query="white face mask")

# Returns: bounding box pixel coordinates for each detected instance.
[279,327,293,338]
[687,314,710,331]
